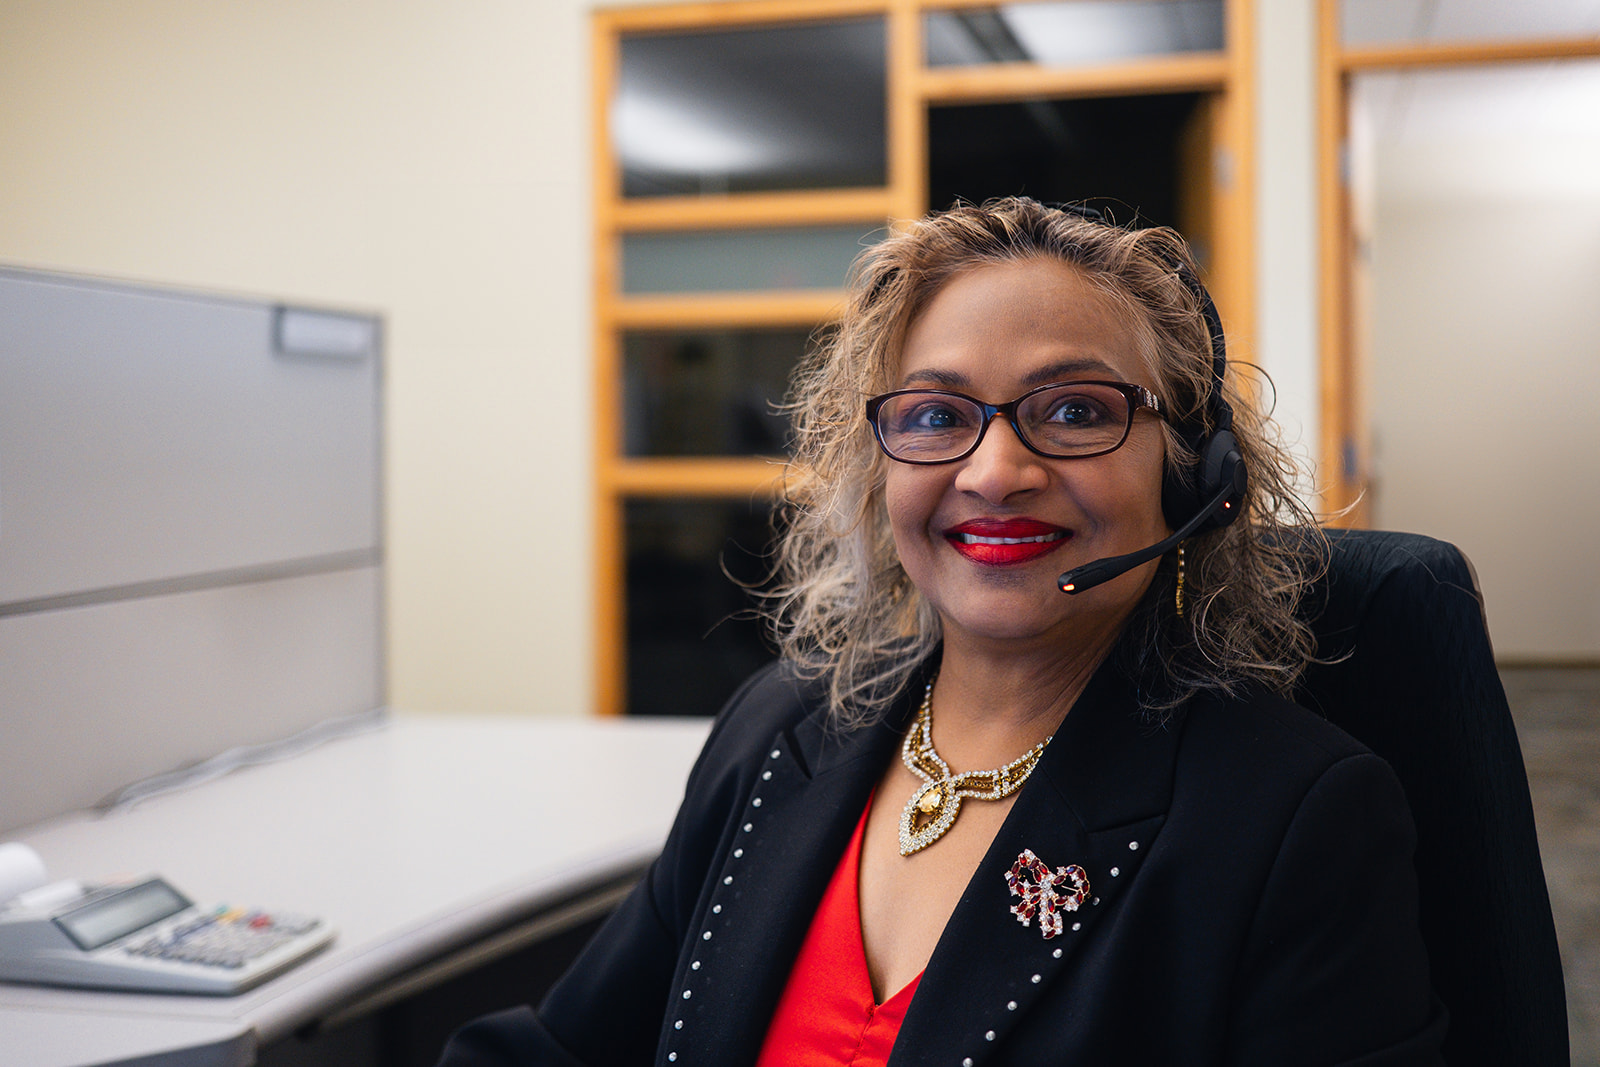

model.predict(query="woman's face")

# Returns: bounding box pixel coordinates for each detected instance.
[884,256,1170,653]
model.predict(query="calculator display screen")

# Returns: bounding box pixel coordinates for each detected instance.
[54,879,192,951]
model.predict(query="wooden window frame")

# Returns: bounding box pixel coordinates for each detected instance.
[593,0,1258,715]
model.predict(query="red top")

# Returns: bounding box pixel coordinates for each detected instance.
[754,798,923,1066]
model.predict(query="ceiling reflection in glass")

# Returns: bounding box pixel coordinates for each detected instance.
[622,225,879,293]
[1342,0,1600,47]
[616,19,887,197]
[926,0,1223,68]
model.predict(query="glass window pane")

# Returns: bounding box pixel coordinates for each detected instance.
[621,225,877,294]
[623,327,810,457]
[928,93,1203,230]
[926,0,1224,68]
[1342,0,1600,48]
[617,19,887,197]
[625,497,779,717]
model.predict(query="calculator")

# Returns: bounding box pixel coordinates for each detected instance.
[0,876,335,995]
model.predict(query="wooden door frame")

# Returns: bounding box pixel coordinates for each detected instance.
[1315,0,1600,524]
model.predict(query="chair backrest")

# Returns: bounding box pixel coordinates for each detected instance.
[1292,528,1568,1066]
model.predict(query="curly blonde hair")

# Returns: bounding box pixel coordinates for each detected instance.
[767,198,1325,725]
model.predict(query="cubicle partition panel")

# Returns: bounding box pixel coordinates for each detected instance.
[0,267,384,835]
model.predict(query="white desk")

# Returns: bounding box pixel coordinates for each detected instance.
[0,714,712,1067]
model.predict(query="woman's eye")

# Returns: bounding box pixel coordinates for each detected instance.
[902,401,971,432]
[1045,396,1107,426]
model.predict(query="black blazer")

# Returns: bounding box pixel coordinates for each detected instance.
[440,660,1445,1066]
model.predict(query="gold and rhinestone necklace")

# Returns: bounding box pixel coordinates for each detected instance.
[898,677,1053,856]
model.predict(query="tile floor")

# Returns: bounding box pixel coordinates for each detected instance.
[1502,667,1600,1065]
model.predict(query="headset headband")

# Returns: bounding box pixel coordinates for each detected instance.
[1056,202,1227,435]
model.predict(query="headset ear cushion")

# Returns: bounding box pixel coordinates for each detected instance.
[1161,438,1202,531]
[1162,429,1247,532]
[1200,429,1247,529]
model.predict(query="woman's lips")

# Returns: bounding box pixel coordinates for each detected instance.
[945,519,1071,566]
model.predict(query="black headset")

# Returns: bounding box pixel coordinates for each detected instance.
[1050,203,1248,596]
[1059,203,1247,536]
[1159,262,1247,535]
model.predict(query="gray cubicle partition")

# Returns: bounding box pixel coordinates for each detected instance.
[0,267,384,834]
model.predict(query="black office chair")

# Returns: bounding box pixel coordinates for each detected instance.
[1292,528,1568,1066]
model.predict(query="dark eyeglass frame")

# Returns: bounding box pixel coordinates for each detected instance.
[865,380,1166,465]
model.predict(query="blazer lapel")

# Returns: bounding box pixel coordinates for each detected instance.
[665,683,918,1066]
[889,666,1181,1067]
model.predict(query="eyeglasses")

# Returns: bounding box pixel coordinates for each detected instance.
[865,380,1165,465]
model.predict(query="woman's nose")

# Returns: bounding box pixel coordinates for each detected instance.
[952,414,1049,501]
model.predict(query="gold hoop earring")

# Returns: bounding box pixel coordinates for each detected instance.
[1174,542,1187,618]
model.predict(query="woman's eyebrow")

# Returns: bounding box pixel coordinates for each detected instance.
[898,368,968,389]
[1020,358,1118,386]
[898,357,1119,390]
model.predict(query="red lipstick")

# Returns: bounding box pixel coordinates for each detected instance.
[945,519,1070,566]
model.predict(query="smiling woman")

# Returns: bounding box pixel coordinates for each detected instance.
[438,199,1444,1066]
[774,200,1323,727]
[877,258,1171,671]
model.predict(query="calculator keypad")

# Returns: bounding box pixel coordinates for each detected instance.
[124,907,323,970]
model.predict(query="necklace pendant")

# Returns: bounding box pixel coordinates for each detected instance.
[899,780,961,856]
[897,673,1054,857]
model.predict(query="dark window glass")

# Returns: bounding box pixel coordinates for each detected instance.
[928,93,1203,231]
[617,19,887,197]
[926,1,1223,68]
[625,497,780,717]
[623,328,811,457]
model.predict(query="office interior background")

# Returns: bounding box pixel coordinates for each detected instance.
[4,0,1597,722]
[1,0,1598,1054]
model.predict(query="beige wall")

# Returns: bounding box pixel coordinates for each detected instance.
[1356,63,1600,658]
[1253,0,1320,476]
[0,0,1333,718]
[0,0,596,715]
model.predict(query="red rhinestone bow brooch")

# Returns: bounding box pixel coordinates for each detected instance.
[1005,849,1090,939]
